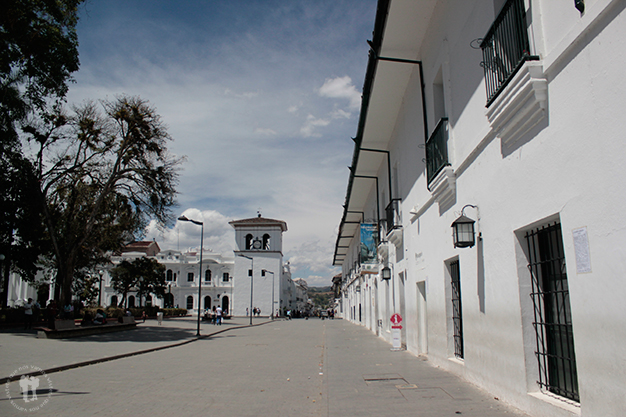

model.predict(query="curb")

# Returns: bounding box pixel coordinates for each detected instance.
[0,320,273,385]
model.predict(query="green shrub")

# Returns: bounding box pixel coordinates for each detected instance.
[159,308,187,317]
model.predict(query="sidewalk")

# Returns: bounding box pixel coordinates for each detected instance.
[0,316,266,382]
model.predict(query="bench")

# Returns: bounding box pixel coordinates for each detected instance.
[36,318,137,339]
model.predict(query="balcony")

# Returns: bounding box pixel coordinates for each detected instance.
[385,198,402,233]
[480,0,538,107]
[426,117,449,186]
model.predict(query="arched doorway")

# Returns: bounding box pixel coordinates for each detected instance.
[128,295,135,308]
[164,293,173,308]
[111,295,118,307]
[221,296,229,315]
[204,296,211,310]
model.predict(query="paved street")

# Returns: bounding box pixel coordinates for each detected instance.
[1,318,530,416]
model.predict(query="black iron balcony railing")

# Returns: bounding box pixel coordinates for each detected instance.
[425,117,449,185]
[385,198,402,234]
[480,0,539,106]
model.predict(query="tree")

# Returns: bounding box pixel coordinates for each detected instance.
[0,0,83,306]
[134,257,166,307]
[0,0,83,142]
[25,96,184,306]
[0,140,48,306]
[109,260,135,308]
[110,257,166,308]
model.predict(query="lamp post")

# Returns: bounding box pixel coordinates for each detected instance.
[238,254,254,325]
[98,270,104,307]
[178,215,204,336]
[262,269,275,320]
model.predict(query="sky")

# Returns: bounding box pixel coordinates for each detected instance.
[66,0,378,287]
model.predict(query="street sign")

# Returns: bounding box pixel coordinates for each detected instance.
[390,313,402,325]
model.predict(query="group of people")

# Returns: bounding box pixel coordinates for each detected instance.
[203,306,224,325]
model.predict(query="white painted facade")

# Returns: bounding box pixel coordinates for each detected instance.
[333,1,626,417]
[230,215,297,317]
[6,216,302,318]
[103,249,235,314]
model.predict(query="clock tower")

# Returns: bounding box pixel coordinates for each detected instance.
[229,214,288,317]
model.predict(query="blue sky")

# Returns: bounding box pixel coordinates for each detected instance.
[67,0,377,286]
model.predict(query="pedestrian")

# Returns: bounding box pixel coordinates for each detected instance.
[141,311,147,323]
[23,298,34,329]
[246,307,249,316]
[216,305,223,325]
[47,300,58,329]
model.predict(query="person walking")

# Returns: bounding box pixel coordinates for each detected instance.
[23,298,34,329]
[216,305,223,325]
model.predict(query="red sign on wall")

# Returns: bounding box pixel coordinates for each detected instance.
[390,313,402,325]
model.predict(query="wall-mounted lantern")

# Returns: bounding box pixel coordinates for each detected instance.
[575,0,584,13]
[451,205,479,248]
[381,266,392,280]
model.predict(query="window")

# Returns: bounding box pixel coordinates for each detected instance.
[525,223,579,402]
[205,269,211,282]
[245,234,253,250]
[186,296,194,310]
[449,260,464,359]
[204,296,211,310]
[425,117,449,184]
[222,272,230,282]
[480,0,538,106]
[187,272,194,282]
[166,269,173,281]
[263,234,270,250]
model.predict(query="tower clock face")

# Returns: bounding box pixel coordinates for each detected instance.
[252,238,262,249]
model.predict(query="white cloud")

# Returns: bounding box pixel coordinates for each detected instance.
[319,76,361,109]
[300,114,330,137]
[254,127,277,136]
[68,0,377,286]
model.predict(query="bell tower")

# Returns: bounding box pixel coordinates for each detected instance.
[229,214,288,316]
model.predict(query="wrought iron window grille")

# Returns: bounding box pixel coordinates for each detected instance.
[425,117,449,185]
[526,223,579,402]
[480,0,539,106]
[450,260,464,359]
[385,198,402,234]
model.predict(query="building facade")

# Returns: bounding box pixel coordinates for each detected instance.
[333,1,625,416]
[6,215,304,318]
[230,215,293,317]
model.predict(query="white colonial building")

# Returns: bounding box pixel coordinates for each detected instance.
[333,1,625,417]
[6,215,304,318]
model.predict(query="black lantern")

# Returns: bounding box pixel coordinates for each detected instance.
[451,206,477,248]
[381,266,391,280]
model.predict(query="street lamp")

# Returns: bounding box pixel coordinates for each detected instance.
[238,254,254,325]
[262,269,275,320]
[178,215,204,336]
[98,270,104,307]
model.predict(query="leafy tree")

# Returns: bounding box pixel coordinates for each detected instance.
[110,257,166,308]
[0,0,83,305]
[25,96,184,306]
[0,140,48,306]
[134,257,166,307]
[109,260,135,308]
[0,0,83,142]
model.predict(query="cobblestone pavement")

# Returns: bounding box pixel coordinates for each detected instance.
[0,318,531,416]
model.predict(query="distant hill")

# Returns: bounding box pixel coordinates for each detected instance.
[308,286,334,309]
[308,286,331,293]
